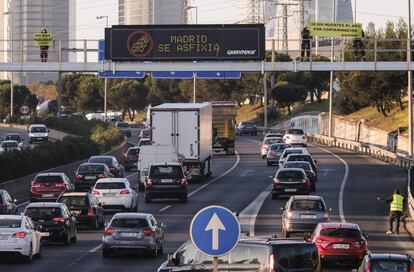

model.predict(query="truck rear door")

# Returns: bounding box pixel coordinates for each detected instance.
[177,111,199,159]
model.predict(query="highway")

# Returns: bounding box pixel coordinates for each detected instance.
[0,135,411,271]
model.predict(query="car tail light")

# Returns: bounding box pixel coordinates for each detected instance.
[273,178,280,184]
[147,178,153,187]
[55,183,66,188]
[143,227,155,237]
[285,136,290,139]
[32,182,41,188]
[87,208,94,216]
[269,254,276,272]
[286,209,293,219]
[75,175,83,181]
[92,189,100,196]
[53,217,65,223]
[302,178,309,184]
[104,227,115,237]
[323,213,329,220]
[98,174,105,179]
[352,240,366,247]
[120,189,130,195]
[180,178,187,185]
[13,231,27,238]
[367,260,371,272]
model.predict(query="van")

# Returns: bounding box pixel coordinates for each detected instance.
[28,124,49,144]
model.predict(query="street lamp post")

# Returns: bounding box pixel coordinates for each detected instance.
[4,11,13,117]
[186,6,198,103]
[408,0,413,156]
[97,15,109,119]
[328,0,336,138]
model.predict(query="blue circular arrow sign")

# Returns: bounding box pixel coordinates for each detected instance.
[190,205,240,257]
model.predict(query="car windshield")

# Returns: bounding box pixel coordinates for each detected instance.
[4,135,20,141]
[111,218,148,228]
[127,148,140,156]
[291,200,324,211]
[275,244,318,270]
[320,228,361,238]
[371,260,408,272]
[286,129,304,135]
[59,196,87,207]
[25,207,62,220]
[140,130,150,137]
[1,142,17,148]
[277,170,304,179]
[0,219,21,228]
[31,126,47,133]
[138,140,151,146]
[284,162,311,171]
[271,144,289,151]
[95,182,126,190]
[34,175,63,183]
[89,157,113,165]
[150,165,183,179]
[266,134,281,138]
[241,122,255,127]
[78,164,105,172]
[265,138,282,145]
[117,122,129,128]
[0,194,3,204]
[288,155,312,163]
[282,150,303,158]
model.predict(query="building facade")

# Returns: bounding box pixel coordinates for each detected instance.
[4,0,76,84]
[119,0,187,25]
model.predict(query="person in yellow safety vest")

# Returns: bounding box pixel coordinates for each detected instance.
[377,189,405,235]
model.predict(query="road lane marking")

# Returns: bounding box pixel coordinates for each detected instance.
[89,244,102,253]
[239,184,272,236]
[17,201,29,208]
[158,151,241,212]
[240,169,255,177]
[310,144,349,223]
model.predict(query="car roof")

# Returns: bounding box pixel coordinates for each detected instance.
[290,195,324,201]
[4,133,20,137]
[96,178,128,183]
[284,161,312,165]
[35,172,65,177]
[277,168,305,173]
[319,222,360,229]
[127,147,140,150]
[79,162,107,167]
[264,137,282,141]
[112,213,151,219]
[284,147,306,151]
[29,124,46,127]
[0,214,24,220]
[151,162,181,166]
[139,138,151,141]
[367,253,411,261]
[89,155,114,159]
[26,202,63,208]
[61,192,89,197]
[1,140,18,143]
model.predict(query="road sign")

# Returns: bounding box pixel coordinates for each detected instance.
[19,105,29,115]
[98,39,105,61]
[190,205,240,257]
[152,71,194,79]
[196,71,241,79]
[34,32,53,46]
[98,71,145,78]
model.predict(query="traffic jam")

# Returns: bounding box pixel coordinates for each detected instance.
[0,102,411,272]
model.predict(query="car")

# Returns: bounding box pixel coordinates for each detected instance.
[266,143,291,166]
[357,253,414,271]
[279,147,308,167]
[88,155,124,178]
[283,128,307,146]
[24,202,77,245]
[0,215,42,262]
[0,190,17,215]
[124,147,140,171]
[0,140,21,152]
[115,121,132,137]
[236,121,257,136]
[282,161,317,191]
[57,192,104,229]
[92,178,138,212]
[144,162,188,203]
[74,163,112,192]
[102,213,165,258]
[281,195,330,237]
[263,132,283,141]
[272,168,310,199]
[311,222,368,267]
[30,172,74,202]
[158,236,321,272]
[138,138,151,147]
[28,124,49,144]
[139,128,150,141]
[260,137,284,159]
[3,133,23,148]
[285,153,318,180]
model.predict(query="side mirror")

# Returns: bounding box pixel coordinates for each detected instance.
[328,208,332,212]
[167,253,177,265]
[363,233,369,239]
[48,129,50,132]
[104,222,109,228]
[280,207,285,211]
[160,223,166,228]
[97,202,102,206]
[13,199,17,203]
[304,235,312,242]
[314,160,318,163]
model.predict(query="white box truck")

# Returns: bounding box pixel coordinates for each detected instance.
[150,103,213,181]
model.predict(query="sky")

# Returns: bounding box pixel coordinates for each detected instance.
[76,0,411,40]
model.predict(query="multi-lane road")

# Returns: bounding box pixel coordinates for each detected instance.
[0,134,411,271]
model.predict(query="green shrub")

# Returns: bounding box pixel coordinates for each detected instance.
[91,125,124,153]
[43,116,107,136]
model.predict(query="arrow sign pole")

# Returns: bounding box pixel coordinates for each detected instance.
[205,213,226,250]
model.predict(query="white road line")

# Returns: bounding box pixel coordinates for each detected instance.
[17,201,29,208]
[125,172,137,179]
[89,244,102,253]
[158,151,241,212]
[239,184,272,236]
[310,144,349,223]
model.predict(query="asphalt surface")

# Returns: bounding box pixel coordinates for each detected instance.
[0,128,30,148]
[1,134,412,272]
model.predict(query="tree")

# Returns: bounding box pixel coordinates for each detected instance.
[271,82,307,115]
[76,77,103,112]
[61,73,83,108]
[108,80,149,120]
[0,81,38,117]
[146,78,187,105]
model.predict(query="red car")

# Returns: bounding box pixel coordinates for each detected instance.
[311,222,368,267]
[30,172,74,202]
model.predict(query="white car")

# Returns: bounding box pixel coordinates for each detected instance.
[28,124,49,144]
[3,133,24,148]
[260,137,284,159]
[283,129,307,147]
[92,178,138,212]
[0,140,21,153]
[0,215,42,262]
[278,147,309,167]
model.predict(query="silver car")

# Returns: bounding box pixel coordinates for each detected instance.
[281,195,330,237]
[102,213,165,258]
[266,143,291,166]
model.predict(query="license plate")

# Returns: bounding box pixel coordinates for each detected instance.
[285,188,297,192]
[332,244,349,249]
[85,176,96,180]
[71,210,82,215]
[104,193,116,197]
[36,138,43,140]
[133,163,137,166]
[40,232,50,237]
[0,234,8,240]
[161,179,173,183]
[300,214,317,219]
[121,232,139,238]
[42,194,54,198]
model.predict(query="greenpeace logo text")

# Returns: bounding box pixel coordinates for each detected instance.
[226,50,257,55]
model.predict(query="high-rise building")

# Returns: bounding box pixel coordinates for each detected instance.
[4,0,76,84]
[119,0,187,25]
